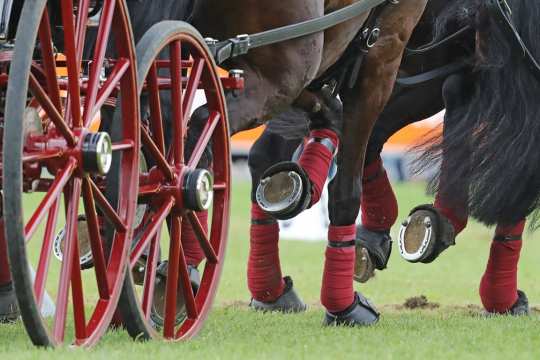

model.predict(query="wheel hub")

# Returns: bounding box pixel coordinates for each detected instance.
[183,169,214,211]
[82,132,112,175]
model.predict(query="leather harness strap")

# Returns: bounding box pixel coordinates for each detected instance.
[207,0,394,64]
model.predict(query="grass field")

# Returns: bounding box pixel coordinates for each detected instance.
[2,180,540,358]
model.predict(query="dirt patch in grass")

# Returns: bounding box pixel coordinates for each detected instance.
[402,296,440,310]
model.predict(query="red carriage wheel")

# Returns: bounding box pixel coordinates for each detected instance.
[3,0,139,347]
[118,21,231,341]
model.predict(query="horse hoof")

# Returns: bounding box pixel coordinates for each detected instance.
[354,247,375,283]
[249,276,307,313]
[354,225,392,283]
[150,263,200,328]
[323,292,379,327]
[509,290,530,316]
[398,204,455,263]
[256,162,311,220]
[0,283,19,323]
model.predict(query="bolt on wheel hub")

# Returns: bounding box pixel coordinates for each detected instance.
[82,132,113,175]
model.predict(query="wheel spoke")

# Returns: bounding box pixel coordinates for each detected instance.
[23,149,63,163]
[82,177,110,299]
[187,111,220,168]
[34,197,61,307]
[90,58,130,124]
[71,227,87,342]
[141,231,161,319]
[87,178,127,233]
[130,197,175,268]
[163,216,181,338]
[28,74,76,145]
[25,159,76,242]
[182,58,204,125]
[141,127,174,180]
[38,8,62,112]
[60,0,83,128]
[75,0,91,65]
[53,178,82,342]
[111,140,135,152]
[186,211,217,263]
[170,40,184,165]
[83,0,116,127]
[176,220,198,320]
[148,63,166,153]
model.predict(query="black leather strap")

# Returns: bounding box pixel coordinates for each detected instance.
[396,60,470,87]
[251,218,277,225]
[493,234,522,242]
[208,0,391,64]
[328,240,356,248]
[405,25,473,56]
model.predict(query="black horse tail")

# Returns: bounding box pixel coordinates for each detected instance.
[419,0,540,227]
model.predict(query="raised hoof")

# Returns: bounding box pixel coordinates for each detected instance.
[256,162,311,220]
[0,283,19,323]
[150,263,200,328]
[323,292,379,327]
[509,290,530,316]
[354,225,392,283]
[249,276,307,313]
[398,204,455,264]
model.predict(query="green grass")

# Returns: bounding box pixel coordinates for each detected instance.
[3,181,540,358]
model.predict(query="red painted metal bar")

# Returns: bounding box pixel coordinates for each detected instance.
[53,178,82,342]
[28,74,76,146]
[83,0,116,128]
[186,211,218,263]
[38,8,62,112]
[187,112,220,168]
[141,231,161,319]
[70,223,87,342]
[176,222,198,320]
[182,58,204,125]
[88,178,127,233]
[91,58,130,122]
[82,177,110,299]
[169,40,184,165]
[141,127,174,181]
[163,216,182,338]
[129,197,175,268]
[148,63,166,153]
[24,159,76,242]
[23,150,63,163]
[34,197,61,307]
[111,140,135,152]
[60,0,83,128]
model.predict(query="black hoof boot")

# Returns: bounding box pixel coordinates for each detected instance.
[398,204,455,263]
[256,162,312,220]
[323,292,380,327]
[249,276,307,313]
[0,283,19,323]
[354,225,392,283]
[150,262,200,328]
[508,290,529,316]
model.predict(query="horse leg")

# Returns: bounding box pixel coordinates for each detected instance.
[247,128,307,312]
[322,0,429,326]
[398,73,473,263]
[479,220,529,315]
[355,80,446,282]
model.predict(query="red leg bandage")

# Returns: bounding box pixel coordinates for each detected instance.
[479,221,525,313]
[434,193,468,235]
[298,129,339,206]
[247,203,285,302]
[361,157,398,231]
[181,211,208,267]
[321,224,356,313]
[0,220,11,286]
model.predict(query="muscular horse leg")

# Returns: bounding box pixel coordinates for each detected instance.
[323,0,428,325]
[247,129,307,312]
[479,220,529,315]
[398,73,473,263]
[355,80,446,282]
